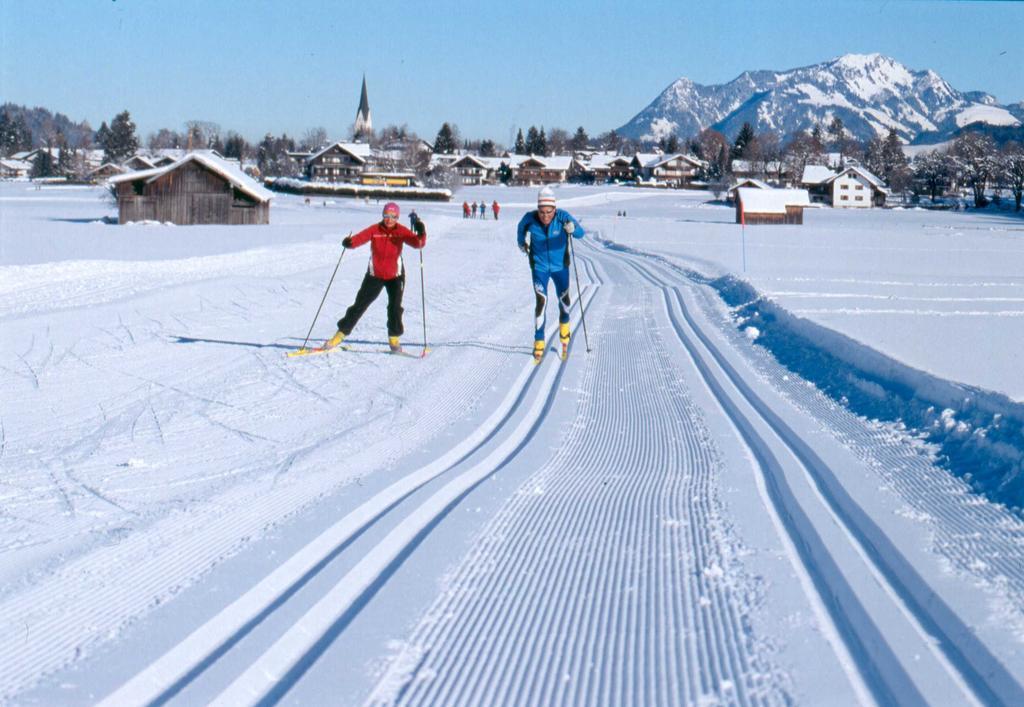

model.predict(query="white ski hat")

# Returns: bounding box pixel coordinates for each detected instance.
[537,186,556,209]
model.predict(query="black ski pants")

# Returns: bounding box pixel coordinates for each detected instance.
[337,271,406,338]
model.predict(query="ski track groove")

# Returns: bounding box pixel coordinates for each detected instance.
[616,247,1024,705]
[374,257,786,706]
[646,248,1024,656]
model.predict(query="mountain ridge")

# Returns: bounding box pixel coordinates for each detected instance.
[616,53,1021,145]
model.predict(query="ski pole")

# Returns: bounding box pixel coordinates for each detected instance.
[419,247,429,356]
[568,234,591,353]
[298,234,349,351]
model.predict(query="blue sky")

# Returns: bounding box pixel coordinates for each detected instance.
[2,0,1021,145]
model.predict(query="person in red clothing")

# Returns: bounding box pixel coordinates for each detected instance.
[462,201,471,218]
[491,200,500,220]
[324,202,426,352]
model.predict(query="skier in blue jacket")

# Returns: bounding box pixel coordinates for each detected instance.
[517,186,585,362]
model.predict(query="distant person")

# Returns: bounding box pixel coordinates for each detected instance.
[517,186,585,363]
[463,201,471,218]
[471,201,478,218]
[323,202,427,354]
[409,209,420,230]
[478,201,485,218]
[492,200,500,220]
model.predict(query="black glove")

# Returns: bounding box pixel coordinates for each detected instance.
[413,220,426,237]
[342,236,353,249]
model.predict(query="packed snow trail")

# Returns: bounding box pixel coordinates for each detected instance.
[365,253,803,706]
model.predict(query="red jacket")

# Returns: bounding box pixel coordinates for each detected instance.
[349,220,425,280]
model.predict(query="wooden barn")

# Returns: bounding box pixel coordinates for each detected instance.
[736,187,810,225]
[109,153,272,225]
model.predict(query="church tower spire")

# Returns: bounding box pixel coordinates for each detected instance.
[354,74,372,140]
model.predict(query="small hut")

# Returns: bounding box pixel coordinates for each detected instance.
[736,187,810,225]
[726,178,771,203]
[109,153,272,225]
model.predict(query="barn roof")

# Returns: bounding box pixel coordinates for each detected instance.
[108,153,273,202]
[737,187,810,214]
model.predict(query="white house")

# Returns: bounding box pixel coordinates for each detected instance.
[632,153,703,187]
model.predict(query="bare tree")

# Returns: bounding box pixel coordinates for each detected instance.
[953,132,998,207]
[301,126,328,151]
[1000,141,1024,211]
[547,127,570,155]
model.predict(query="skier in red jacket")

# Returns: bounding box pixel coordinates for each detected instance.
[324,202,426,352]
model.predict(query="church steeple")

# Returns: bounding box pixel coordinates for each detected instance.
[354,74,372,139]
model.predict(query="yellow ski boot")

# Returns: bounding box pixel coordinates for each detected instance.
[533,340,545,364]
[388,336,402,353]
[559,323,570,361]
[324,330,346,349]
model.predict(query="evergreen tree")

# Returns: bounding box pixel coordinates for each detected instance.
[105,111,139,163]
[660,134,680,154]
[605,129,620,152]
[0,111,16,156]
[571,126,589,152]
[433,122,457,154]
[731,122,756,159]
[536,128,548,156]
[55,132,74,176]
[514,128,526,155]
[525,126,540,154]
[498,162,513,184]
[31,150,55,178]
[223,133,248,160]
[880,128,910,196]
[95,121,111,155]
[479,139,496,157]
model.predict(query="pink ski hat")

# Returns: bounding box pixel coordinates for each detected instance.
[382,202,400,218]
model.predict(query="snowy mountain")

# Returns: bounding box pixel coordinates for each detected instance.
[617,53,1021,144]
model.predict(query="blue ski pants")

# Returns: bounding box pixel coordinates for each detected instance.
[533,268,571,342]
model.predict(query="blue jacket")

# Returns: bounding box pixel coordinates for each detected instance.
[516,208,585,273]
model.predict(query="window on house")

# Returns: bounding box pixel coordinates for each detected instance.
[841,184,849,189]
[841,195,848,200]
[855,184,863,190]
[855,196,863,201]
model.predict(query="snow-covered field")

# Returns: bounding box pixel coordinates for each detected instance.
[2,182,1023,704]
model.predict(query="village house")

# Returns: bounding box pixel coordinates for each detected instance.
[449,154,495,185]
[730,159,789,184]
[584,154,635,183]
[108,152,272,225]
[88,162,125,182]
[305,142,373,183]
[802,164,888,207]
[513,155,582,186]
[735,187,810,225]
[0,158,31,178]
[632,153,703,187]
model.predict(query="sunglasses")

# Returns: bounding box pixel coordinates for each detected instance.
[382,214,398,219]
[538,206,555,214]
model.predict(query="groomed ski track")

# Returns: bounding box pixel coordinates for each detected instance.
[7,210,1024,705]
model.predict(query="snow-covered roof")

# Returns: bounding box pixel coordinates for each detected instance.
[728,178,771,192]
[737,187,810,214]
[307,142,371,164]
[586,154,632,169]
[1,158,31,170]
[108,153,273,202]
[802,165,837,185]
[449,154,490,169]
[829,165,889,192]
[633,153,701,169]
